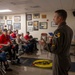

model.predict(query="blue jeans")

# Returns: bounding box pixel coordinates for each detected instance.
[0,52,7,62]
[22,44,34,53]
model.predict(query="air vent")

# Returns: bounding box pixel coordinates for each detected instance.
[10,0,33,5]
[30,6,40,8]
[25,8,28,10]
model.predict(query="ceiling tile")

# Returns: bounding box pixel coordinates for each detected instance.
[0,0,74,14]
[60,0,74,10]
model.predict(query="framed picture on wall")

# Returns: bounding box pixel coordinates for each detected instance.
[28,21,33,26]
[9,16,12,20]
[0,23,4,30]
[7,20,12,25]
[14,16,21,23]
[27,26,33,32]
[8,25,12,30]
[33,21,39,30]
[26,14,32,20]
[0,23,4,26]
[0,16,3,19]
[0,20,5,24]
[14,23,21,30]
[42,14,47,19]
[40,22,48,29]
[33,13,40,19]
[5,16,7,20]
[0,25,3,30]
[51,21,57,27]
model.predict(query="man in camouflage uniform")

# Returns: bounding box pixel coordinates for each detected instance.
[49,9,73,75]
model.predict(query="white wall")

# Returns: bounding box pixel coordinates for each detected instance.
[0,11,75,40]
[27,11,75,40]
[27,12,57,40]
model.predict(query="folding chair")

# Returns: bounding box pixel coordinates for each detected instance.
[0,58,6,75]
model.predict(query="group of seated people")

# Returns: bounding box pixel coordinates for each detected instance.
[0,29,38,72]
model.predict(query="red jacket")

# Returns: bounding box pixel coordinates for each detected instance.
[10,33,16,38]
[0,34,11,48]
[24,34,30,40]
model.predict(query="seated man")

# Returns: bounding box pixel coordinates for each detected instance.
[10,31,16,39]
[22,35,38,54]
[0,29,12,60]
[24,32,30,41]
[29,35,38,51]
[7,30,13,40]
[16,34,22,51]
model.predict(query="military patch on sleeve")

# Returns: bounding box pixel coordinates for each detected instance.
[54,32,60,38]
[52,44,55,47]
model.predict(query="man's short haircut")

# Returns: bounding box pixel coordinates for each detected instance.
[29,35,33,38]
[55,9,67,21]
[27,32,30,34]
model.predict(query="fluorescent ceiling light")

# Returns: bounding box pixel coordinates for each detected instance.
[0,9,12,13]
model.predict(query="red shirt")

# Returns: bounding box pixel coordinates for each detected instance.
[10,32,16,38]
[24,34,30,40]
[0,34,10,48]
